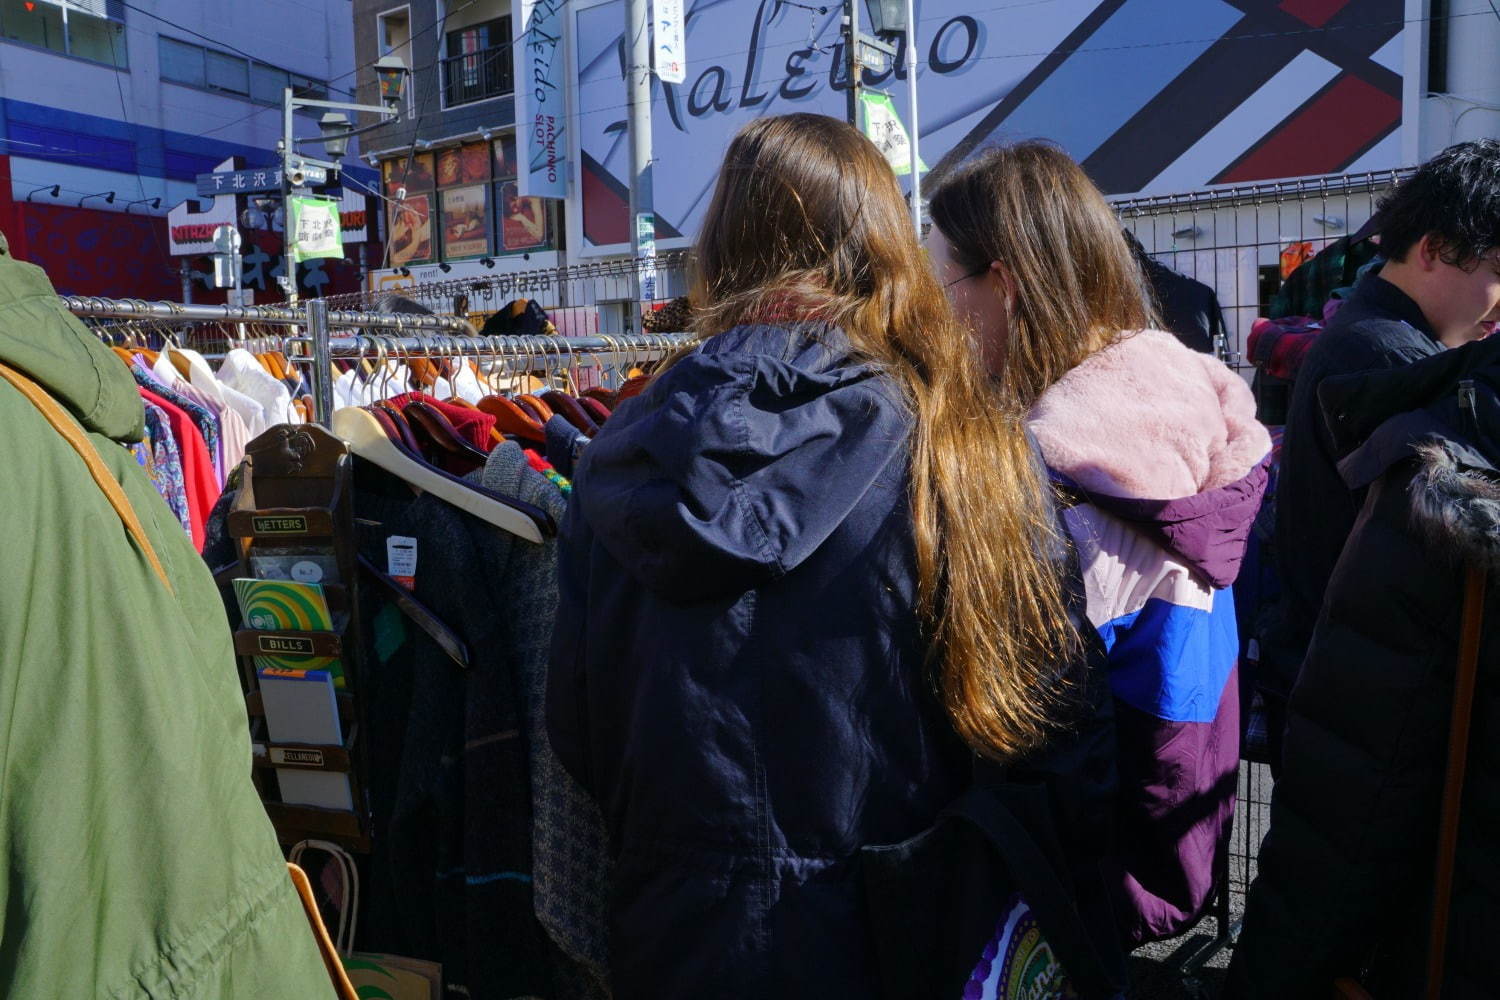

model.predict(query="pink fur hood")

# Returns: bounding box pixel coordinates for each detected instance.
[1028,329,1271,501]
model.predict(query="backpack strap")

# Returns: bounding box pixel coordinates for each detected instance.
[0,360,173,594]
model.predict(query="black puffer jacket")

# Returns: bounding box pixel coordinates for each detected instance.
[1228,339,1500,998]
[548,324,1124,998]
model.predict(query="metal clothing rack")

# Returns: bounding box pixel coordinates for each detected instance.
[62,294,694,423]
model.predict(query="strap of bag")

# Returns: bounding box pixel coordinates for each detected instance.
[287,863,359,1000]
[0,360,173,594]
[1424,562,1488,999]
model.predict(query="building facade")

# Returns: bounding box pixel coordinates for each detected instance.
[351,0,563,296]
[350,0,1499,324]
[0,0,370,298]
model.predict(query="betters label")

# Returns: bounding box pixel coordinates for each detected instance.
[253,515,309,534]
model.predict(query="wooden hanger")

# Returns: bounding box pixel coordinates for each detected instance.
[404,400,489,475]
[477,394,545,444]
[165,345,193,380]
[372,400,423,454]
[542,390,600,434]
[518,393,555,421]
[332,407,549,542]
[580,396,612,426]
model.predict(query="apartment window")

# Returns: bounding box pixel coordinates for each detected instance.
[377,6,414,109]
[291,74,327,100]
[441,16,512,107]
[251,62,289,104]
[159,35,326,107]
[379,6,410,56]
[158,36,205,87]
[207,48,249,96]
[1,0,127,67]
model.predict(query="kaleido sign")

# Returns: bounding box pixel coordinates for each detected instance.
[571,0,1408,253]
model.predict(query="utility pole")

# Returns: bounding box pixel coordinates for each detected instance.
[904,0,920,233]
[626,0,656,318]
[843,0,861,127]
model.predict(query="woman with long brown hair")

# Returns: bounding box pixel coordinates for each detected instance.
[928,142,1272,949]
[546,115,1118,997]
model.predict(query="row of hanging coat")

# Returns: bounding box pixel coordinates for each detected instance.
[87,317,317,550]
[70,293,690,551]
[202,329,690,1000]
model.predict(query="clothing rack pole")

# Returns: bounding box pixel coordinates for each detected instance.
[306,298,334,425]
[303,332,695,359]
[62,295,473,334]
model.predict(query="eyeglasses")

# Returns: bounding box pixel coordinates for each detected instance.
[944,267,988,290]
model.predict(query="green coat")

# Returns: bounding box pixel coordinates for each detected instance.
[0,252,334,997]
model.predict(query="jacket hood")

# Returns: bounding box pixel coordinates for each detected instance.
[0,254,144,441]
[1028,329,1271,589]
[573,324,910,602]
[1410,443,1500,570]
[1319,332,1500,457]
[1330,354,1500,570]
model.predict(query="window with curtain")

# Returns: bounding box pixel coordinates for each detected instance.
[158,36,206,87]
[1,0,126,65]
[206,48,249,95]
[251,63,289,105]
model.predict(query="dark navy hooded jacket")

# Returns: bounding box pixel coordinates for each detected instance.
[546,324,1112,998]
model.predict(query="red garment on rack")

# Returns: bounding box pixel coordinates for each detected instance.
[139,387,219,551]
[388,392,497,450]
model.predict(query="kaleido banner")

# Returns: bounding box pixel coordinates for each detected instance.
[514,0,569,199]
[570,0,1407,253]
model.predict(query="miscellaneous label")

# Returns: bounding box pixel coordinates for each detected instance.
[270,747,326,768]
[387,535,418,591]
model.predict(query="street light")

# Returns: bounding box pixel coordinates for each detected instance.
[25,184,59,202]
[866,0,906,33]
[279,55,409,304]
[374,56,411,109]
[319,112,351,162]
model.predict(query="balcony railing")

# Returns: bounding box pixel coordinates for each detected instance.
[441,44,513,107]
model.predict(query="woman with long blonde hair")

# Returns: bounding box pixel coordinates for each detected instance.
[928,142,1272,949]
[546,116,1117,997]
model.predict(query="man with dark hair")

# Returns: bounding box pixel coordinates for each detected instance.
[1259,139,1500,769]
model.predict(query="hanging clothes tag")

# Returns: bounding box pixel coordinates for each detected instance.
[387,536,418,591]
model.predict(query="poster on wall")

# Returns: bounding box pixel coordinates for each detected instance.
[494,133,517,179]
[388,195,433,266]
[437,144,489,188]
[571,0,1407,253]
[442,185,491,258]
[498,181,550,251]
[512,0,568,199]
[384,153,435,194]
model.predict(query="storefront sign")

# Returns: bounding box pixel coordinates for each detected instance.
[571,0,1407,253]
[513,0,568,199]
[196,167,283,198]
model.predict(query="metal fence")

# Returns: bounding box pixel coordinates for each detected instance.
[1115,168,1411,373]
[327,251,693,336]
